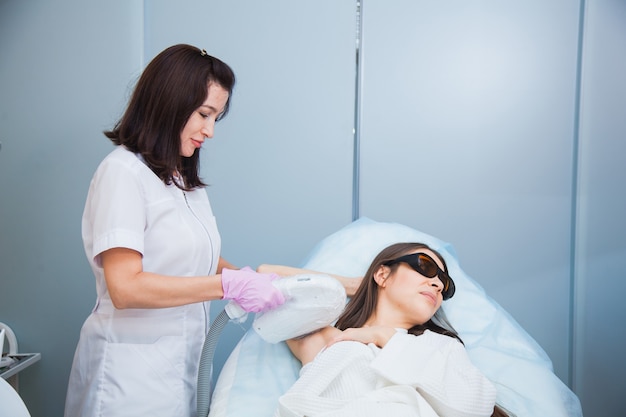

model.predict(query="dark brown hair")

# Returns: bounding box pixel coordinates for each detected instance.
[492,405,510,417]
[104,44,236,190]
[335,242,462,343]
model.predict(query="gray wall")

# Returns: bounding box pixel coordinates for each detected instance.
[0,1,624,416]
[359,0,581,382]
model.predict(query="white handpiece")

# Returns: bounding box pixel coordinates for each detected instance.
[252,274,347,343]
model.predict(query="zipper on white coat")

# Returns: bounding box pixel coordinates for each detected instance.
[182,190,214,270]
[183,190,214,334]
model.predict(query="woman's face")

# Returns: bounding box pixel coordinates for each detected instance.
[377,248,445,327]
[179,83,230,157]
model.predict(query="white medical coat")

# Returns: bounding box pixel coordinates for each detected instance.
[65,146,221,417]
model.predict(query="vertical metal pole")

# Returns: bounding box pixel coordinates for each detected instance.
[569,0,587,392]
[352,0,363,221]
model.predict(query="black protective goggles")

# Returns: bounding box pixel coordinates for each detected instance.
[384,252,456,300]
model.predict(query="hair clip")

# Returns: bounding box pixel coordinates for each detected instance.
[200,49,208,56]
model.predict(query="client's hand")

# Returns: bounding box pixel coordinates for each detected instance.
[221,267,285,313]
[328,326,396,349]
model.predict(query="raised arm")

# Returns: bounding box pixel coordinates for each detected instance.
[258,264,362,297]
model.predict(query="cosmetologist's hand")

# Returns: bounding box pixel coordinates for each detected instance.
[221,267,285,313]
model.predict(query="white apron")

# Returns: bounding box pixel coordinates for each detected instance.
[65,147,221,417]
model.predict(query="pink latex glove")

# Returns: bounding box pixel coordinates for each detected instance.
[221,267,285,313]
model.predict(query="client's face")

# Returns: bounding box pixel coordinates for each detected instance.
[378,248,445,327]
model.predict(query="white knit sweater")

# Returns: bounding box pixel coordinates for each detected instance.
[276,330,496,417]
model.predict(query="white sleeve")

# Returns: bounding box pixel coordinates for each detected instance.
[370,330,497,417]
[84,156,146,266]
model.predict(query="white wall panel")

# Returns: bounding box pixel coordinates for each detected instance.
[145,0,356,268]
[0,1,144,415]
[145,0,357,382]
[358,0,581,382]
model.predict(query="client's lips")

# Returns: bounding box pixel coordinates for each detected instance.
[420,291,436,305]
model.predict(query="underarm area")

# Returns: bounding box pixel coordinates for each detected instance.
[286,326,342,365]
